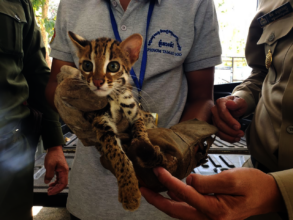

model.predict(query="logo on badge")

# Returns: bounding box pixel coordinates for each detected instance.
[147,29,182,57]
[259,17,268,26]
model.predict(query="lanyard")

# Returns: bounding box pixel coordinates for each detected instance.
[107,0,155,107]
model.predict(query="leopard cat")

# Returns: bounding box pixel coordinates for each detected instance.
[68,31,172,211]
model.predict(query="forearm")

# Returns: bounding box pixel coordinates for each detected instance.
[45,80,58,111]
[181,67,215,124]
[180,99,214,123]
[46,58,76,111]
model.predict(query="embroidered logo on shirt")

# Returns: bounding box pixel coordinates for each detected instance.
[147,29,182,57]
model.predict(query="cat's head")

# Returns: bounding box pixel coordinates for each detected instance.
[68,31,143,97]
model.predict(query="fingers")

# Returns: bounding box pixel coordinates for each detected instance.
[152,167,210,209]
[140,187,208,220]
[167,190,184,202]
[217,130,244,143]
[214,96,241,129]
[226,97,247,118]
[47,169,68,195]
[212,97,245,142]
[186,169,246,195]
[44,146,69,195]
[151,168,258,220]
[49,180,57,187]
[153,167,190,194]
[44,163,55,184]
[151,168,248,219]
[212,107,244,142]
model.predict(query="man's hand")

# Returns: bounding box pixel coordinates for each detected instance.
[44,146,69,195]
[211,96,247,142]
[140,167,285,220]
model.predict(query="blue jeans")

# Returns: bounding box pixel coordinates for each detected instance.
[0,132,36,220]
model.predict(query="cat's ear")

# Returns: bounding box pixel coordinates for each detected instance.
[68,31,90,51]
[120,34,143,65]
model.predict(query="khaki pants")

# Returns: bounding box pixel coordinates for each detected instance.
[0,132,36,220]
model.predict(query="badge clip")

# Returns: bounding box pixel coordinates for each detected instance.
[266,50,273,69]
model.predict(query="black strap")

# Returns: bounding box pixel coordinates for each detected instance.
[251,156,271,173]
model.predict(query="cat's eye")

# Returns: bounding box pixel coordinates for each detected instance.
[82,61,93,72]
[107,61,120,73]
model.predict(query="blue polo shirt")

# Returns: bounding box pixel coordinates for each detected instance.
[50,0,222,128]
[50,1,222,218]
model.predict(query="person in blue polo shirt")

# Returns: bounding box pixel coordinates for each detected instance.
[141,0,293,220]
[46,0,222,219]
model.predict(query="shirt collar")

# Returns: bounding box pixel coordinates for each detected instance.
[108,0,162,5]
[131,0,161,4]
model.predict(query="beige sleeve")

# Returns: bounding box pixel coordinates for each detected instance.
[270,169,293,220]
[231,4,268,117]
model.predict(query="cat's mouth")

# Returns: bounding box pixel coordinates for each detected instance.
[90,86,111,97]
[91,87,106,92]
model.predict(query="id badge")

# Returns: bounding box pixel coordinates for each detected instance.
[151,113,159,126]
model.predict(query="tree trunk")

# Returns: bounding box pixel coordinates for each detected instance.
[37,0,51,68]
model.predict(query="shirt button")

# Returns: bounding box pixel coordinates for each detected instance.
[268,33,275,42]
[112,1,117,7]
[287,126,293,134]
[121,25,127,31]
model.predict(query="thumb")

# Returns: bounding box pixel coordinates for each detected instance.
[226,98,247,118]
[44,163,55,184]
[186,172,238,195]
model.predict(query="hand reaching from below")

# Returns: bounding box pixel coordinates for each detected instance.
[140,167,286,220]
[211,96,247,142]
[44,146,69,195]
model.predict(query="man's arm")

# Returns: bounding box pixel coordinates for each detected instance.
[23,2,65,150]
[180,67,214,123]
[211,5,267,143]
[43,58,75,195]
[22,1,69,195]
[45,58,76,110]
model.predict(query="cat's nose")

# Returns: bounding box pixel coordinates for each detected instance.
[93,79,105,87]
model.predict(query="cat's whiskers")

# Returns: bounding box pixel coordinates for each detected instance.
[116,85,153,112]
[113,79,152,111]
[109,88,121,99]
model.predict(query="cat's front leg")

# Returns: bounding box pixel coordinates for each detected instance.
[85,113,141,211]
[119,98,172,169]
[131,116,167,167]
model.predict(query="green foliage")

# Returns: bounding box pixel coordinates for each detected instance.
[30,0,58,41]
[31,0,46,12]
[44,18,55,39]
[214,0,254,58]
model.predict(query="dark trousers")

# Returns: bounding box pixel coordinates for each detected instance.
[0,132,37,220]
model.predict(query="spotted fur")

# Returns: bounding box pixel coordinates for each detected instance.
[68,31,169,211]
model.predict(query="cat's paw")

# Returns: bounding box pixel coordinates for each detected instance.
[132,138,163,168]
[163,154,178,174]
[118,178,141,211]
